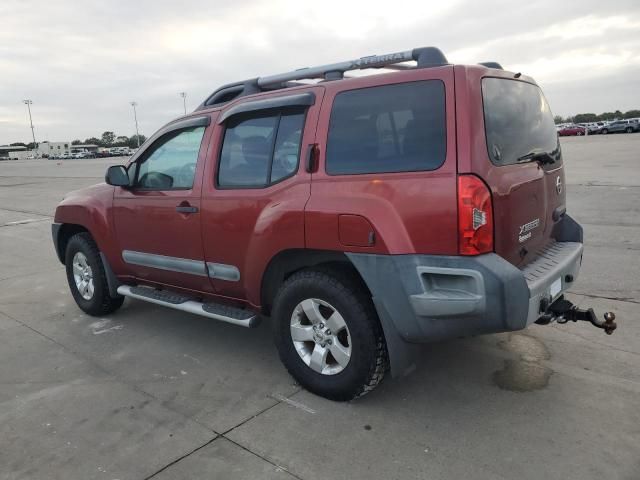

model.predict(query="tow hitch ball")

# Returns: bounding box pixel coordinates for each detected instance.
[536,297,617,335]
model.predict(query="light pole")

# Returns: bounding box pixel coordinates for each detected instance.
[22,100,37,154]
[179,92,187,115]
[130,101,140,148]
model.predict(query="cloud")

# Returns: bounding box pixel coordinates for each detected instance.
[0,0,638,143]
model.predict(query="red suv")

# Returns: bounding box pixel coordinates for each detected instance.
[52,47,616,400]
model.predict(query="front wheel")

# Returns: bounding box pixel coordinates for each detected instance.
[272,268,387,401]
[65,232,124,316]
[625,127,633,133]
[601,129,608,134]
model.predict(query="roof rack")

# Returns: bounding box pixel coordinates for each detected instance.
[198,46,448,110]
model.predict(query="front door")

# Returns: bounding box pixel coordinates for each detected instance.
[113,116,214,294]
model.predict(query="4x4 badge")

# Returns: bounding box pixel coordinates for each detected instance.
[556,176,563,194]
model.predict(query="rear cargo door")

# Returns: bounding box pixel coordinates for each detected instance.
[473,75,565,267]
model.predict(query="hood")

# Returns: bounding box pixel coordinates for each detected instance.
[60,182,113,204]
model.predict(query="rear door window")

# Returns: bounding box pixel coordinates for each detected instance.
[217,111,305,188]
[326,81,446,175]
[482,78,560,166]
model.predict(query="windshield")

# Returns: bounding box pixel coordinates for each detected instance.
[482,78,560,166]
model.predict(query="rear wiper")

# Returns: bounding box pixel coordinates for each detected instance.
[516,151,556,165]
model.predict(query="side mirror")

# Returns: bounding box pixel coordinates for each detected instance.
[105,165,130,187]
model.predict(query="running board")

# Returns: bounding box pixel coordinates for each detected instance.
[116,285,259,328]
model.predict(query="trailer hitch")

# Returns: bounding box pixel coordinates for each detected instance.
[536,296,617,335]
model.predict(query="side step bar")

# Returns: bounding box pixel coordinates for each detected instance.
[117,285,259,328]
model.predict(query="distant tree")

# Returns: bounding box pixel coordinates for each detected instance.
[553,115,565,124]
[101,131,115,146]
[623,110,640,119]
[9,142,27,147]
[71,139,82,145]
[127,134,146,149]
[573,113,598,123]
[115,135,129,146]
[84,137,102,146]
[26,142,37,150]
[599,112,617,121]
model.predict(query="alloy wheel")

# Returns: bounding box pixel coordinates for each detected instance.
[72,252,94,300]
[290,298,352,375]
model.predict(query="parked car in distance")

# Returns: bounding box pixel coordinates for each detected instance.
[558,124,586,136]
[110,147,131,156]
[600,119,639,134]
[52,46,617,401]
[579,122,604,134]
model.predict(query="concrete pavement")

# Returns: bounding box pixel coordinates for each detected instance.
[0,136,638,479]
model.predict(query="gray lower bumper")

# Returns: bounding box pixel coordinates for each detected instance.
[349,241,583,343]
[521,241,583,325]
[347,239,583,377]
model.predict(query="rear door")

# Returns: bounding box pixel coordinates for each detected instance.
[460,68,565,267]
[200,87,324,307]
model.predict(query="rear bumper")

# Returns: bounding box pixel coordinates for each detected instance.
[349,242,583,342]
[347,216,584,376]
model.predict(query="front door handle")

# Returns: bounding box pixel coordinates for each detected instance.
[176,204,198,214]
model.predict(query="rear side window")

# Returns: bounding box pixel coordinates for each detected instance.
[482,78,560,166]
[326,81,446,175]
[218,111,305,188]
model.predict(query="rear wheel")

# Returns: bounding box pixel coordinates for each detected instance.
[601,128,608,134]
[625,127,633,133]
[65,232,124,316]
[272,268,387,401]
[577,131,583,136]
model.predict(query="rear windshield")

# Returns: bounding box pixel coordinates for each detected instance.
[482,78,560,166]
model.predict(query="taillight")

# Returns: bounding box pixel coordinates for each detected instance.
[458,174,494,255]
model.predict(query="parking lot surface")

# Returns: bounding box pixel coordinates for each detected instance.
[1,135,639,479]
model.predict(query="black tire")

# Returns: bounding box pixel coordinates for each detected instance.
[65,232,124,316]
[601,129,608,134]
[625,127,633,133]
[577,131,583,136]
[272,268,388,401]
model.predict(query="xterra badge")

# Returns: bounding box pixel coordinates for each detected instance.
[518,218,540,243]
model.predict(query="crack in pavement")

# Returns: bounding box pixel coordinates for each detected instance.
[0,307,217,435]
[568,183,640,188]
[570,291,640,305]
[0,206,53,218]
[0,266,63,283]
[141,436,219,480]
[0,305,305,479]
[547,324,640,358]
[0,218,51,227]
[223,437,304,480]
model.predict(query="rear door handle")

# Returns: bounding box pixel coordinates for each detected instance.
[176,204,198,214]
[305,144,318,173]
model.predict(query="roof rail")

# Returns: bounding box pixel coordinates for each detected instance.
[198,46,448,109]
[478,61,504,70]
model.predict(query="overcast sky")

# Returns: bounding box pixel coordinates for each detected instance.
[1,0,639,144]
